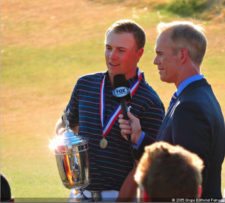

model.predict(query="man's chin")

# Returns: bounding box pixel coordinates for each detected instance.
[160,75,166,82]
[160,76,172,83]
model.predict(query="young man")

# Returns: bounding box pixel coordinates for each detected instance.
[55,19,164,201]
[119,21,225,199]
[135,141,204,202]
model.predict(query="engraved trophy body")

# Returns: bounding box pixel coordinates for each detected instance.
[50,112,89,198]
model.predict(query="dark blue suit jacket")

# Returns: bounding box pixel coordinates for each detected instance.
[156,79,225,198]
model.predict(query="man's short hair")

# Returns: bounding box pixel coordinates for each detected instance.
[135,141,204,201]
[157,21,207,65]
[105,19,146,49]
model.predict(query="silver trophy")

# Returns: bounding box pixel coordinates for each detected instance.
[50,111,89,192]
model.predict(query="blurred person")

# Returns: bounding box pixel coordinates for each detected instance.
[119,21,225,199]
[134,141,204,202]
[55,19,164,201]
[0,174,14,202]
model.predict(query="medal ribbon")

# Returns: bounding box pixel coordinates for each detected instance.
[100,69,143,138]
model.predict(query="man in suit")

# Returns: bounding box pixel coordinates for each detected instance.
[118,21,225,199]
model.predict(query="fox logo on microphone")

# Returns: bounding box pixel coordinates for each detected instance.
[112,87,130,98]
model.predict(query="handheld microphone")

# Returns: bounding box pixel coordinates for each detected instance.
[112,74,131,120]
[113,74,136,162]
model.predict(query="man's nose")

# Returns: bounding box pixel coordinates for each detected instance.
[153,56,158,65]
[109,50,118,60]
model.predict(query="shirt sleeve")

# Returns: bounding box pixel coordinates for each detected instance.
[65,82,80,129]
[132,98,165,159]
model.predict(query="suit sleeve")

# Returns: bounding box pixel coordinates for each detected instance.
[133,135,155,159]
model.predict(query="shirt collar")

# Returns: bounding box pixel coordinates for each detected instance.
[128,68,144,85]
[176,74,204,96]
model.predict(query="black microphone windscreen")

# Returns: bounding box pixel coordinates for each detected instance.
[113,74,131,100]
[113,74,129,88]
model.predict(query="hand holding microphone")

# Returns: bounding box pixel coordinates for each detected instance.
[118,112,142,144]
[113,74,142,144]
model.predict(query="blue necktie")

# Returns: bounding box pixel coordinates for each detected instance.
[168,92,177,110]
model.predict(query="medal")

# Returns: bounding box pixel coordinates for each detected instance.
[99,69,142,150]
[100,138,108,149]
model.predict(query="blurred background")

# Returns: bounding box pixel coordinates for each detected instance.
[1,0,225,200]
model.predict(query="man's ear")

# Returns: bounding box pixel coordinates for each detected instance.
[197,185,202,198]
[179,48,189,64]
[136,48,144,64]
[137,48,144,58]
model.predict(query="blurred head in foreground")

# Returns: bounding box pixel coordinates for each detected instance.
[135,141,204,202]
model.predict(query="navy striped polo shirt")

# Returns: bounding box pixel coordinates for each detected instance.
[66,70,164,191]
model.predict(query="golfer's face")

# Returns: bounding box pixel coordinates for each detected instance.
[105,31,142,80]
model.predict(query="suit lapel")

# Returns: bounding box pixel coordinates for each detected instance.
[157,100,180,141]
[156,78,208,142]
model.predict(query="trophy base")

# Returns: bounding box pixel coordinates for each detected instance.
[68,189,89,202]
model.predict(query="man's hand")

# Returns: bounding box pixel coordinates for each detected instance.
[55,118,66,135]
[118,112,142,144]
[55,117,79,135]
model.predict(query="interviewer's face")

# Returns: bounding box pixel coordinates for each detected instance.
[105,31,143,82]
[153,31,180,84]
